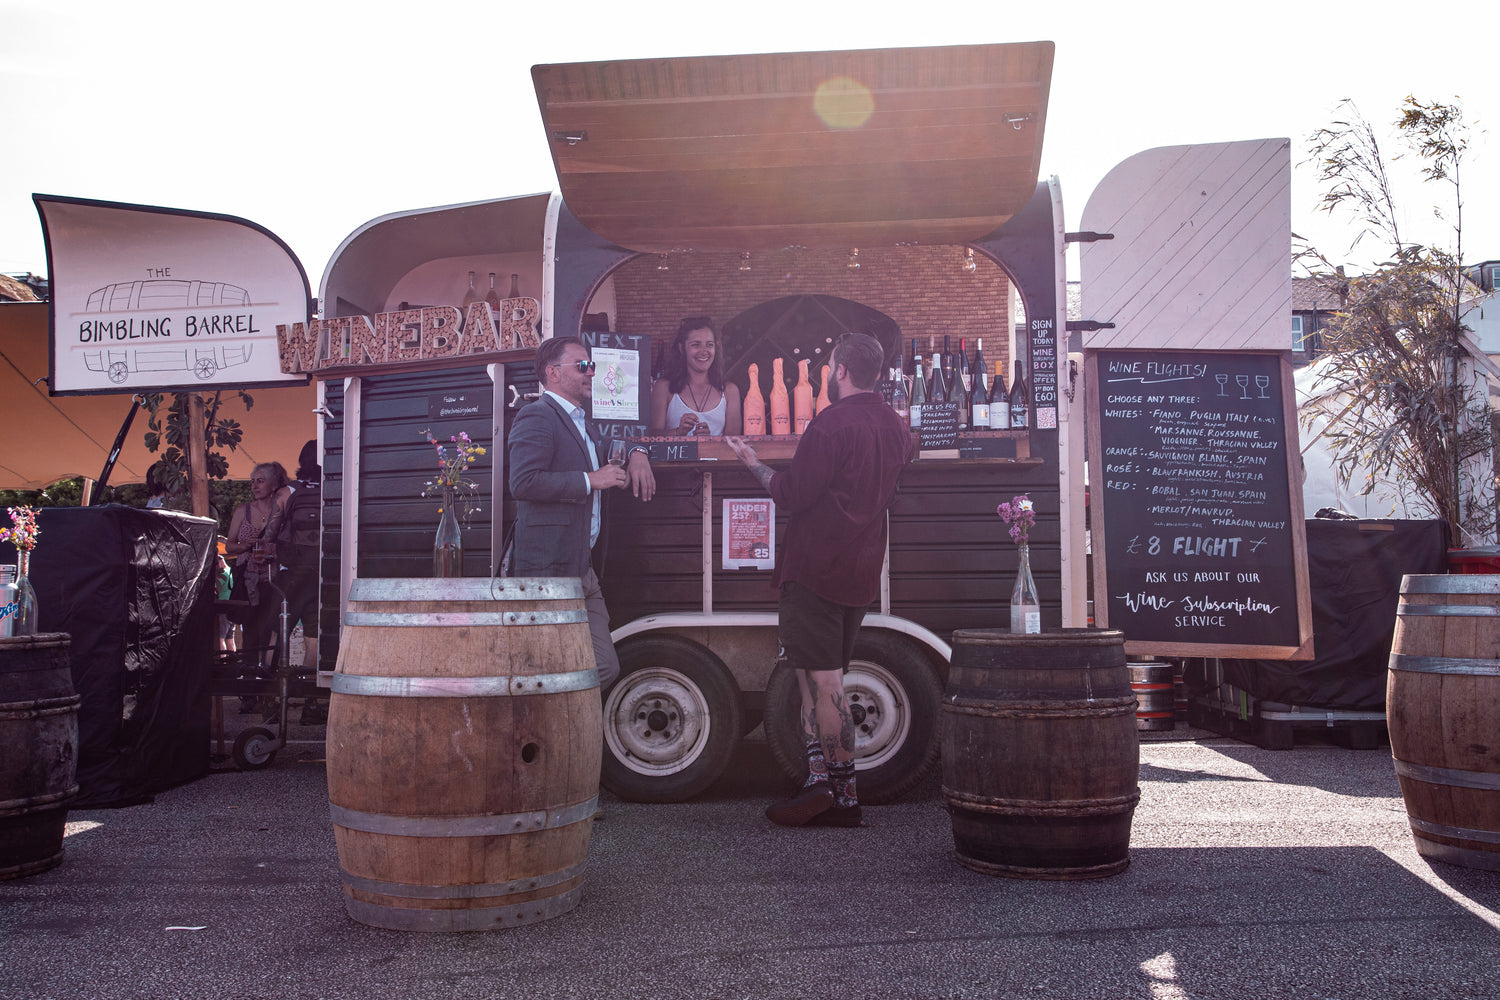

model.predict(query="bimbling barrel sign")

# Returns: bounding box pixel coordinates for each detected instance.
[1086,349,1312,659]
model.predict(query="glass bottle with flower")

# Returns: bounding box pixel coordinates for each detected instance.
[421,429,486,578]
[996,494,1040,634]
[0,506,41,636]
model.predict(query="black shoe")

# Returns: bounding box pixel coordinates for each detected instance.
[765,783,835,826]
[806,804,863,828]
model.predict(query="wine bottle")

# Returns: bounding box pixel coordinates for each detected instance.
[970,338,990,429]
[891,364,909,423]
[988,354,1009,430]
[769,357,791,435]
[651,342,667,386]
[1008,358,1030,429]
[910,355,926,429]
[929,352,948,406]
[815,363,832,415]
[794,359,815,433]
[461,271,480,307]
[507,273,521,299]
[484,273,502,315]
[743,363,766,435]
[909,338,920,381]
[954,337,970,428]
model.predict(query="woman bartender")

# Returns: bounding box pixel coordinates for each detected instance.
[649,316,742,436]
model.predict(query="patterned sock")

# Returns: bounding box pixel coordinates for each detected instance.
[829,760,857,808]
[803,739,829,788]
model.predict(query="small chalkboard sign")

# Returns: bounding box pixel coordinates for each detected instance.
[957,436,1018,460]
[428,390,489,421]
[646,439,699,463]
[1086,349,1312,659]
[918,402,959,451]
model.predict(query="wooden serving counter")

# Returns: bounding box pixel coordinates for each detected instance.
[632,429,1036,466]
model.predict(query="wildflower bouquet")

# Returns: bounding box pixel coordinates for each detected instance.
[0,506,39,551]
[420,429,486,520]
[996,495,1035,544]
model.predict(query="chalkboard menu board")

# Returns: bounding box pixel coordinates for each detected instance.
[1087,350,1312,659]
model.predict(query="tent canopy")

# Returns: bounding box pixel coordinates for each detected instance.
[1,302,317,490]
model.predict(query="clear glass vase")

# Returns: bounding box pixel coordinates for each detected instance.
[1010,541,1040,635]
[433,489,463,578]
[13,549,39,636]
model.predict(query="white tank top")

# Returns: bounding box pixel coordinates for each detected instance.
[665,390,727,435]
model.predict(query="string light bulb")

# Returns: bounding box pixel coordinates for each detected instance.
[847,248,860,269]
[964,248,978,273]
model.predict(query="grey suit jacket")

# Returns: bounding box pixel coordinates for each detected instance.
[508,394,601,578]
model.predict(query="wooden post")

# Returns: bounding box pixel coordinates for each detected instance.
[187,393,210,517]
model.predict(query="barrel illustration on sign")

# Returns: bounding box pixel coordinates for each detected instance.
[77,279,258,384]
[1087,349,1311,658]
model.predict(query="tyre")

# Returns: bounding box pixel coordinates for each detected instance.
[601,637,744,803]
[763,633,942,804]
[232,726,278,770]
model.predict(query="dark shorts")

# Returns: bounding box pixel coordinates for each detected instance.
[777,581,868,674]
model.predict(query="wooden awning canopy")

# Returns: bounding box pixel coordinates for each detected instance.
[532,42,1053,253]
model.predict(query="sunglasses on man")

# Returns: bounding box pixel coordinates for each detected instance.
[550,359,597,374]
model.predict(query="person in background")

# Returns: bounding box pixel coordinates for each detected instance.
[509,337,655,689]
[649,317,743,437]
[264,440,321,675]
[145,463,175,509]
[726,333,913,828]
[215,539,236,654]
[224,462,287,673]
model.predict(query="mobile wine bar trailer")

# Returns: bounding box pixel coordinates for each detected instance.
[300,43,1083,802]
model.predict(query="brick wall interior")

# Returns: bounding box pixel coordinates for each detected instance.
[608,245,1015,383]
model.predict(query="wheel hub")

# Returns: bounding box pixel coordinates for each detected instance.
[604,667,712,775]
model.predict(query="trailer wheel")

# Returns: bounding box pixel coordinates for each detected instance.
[763,633,941,804]
[601,637,744,803]
[232,726,278,770]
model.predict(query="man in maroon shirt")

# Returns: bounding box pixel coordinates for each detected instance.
[727,333,913,827]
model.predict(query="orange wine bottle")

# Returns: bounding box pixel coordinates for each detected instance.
[794,359,815,433]
[743,363,766,435]
[769,357,791,435]
[815,363,832,414]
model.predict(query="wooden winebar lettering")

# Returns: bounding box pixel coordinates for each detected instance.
[1086,349,1312,659]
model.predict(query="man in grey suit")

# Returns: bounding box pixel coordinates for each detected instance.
[509,336,655,688]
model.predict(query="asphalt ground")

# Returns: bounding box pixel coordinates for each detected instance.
[3,716,1498,1000]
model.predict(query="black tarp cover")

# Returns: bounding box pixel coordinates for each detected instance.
[2,505,216,806]
[1218,518,1450,710]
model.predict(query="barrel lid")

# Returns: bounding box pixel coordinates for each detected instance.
[1400,574,1500,595]
[347,577,585,602]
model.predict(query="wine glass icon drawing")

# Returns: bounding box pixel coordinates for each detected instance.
[1215,374,1229,397]
[1255,375,1270,399]
[1236,375,1250,399]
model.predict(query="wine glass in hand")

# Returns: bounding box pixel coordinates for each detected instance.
[606,440,628,468]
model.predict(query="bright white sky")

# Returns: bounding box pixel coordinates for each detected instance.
[3,1,1494,290]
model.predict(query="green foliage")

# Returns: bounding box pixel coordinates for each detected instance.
[141,390,254,493]
[0,477,252,535]
[1300,97,1494,543]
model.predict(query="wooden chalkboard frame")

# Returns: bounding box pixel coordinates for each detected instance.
[1085,349,1313,660]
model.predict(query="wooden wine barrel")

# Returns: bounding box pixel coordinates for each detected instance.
[0,634,80,880]
[941,628,1139,879]
[1128,660,1176,732]
[328,578,602,931]
[1387,575,1500,872]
